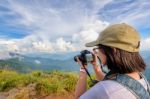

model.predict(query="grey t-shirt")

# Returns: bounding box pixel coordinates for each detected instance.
[79,78,147,99]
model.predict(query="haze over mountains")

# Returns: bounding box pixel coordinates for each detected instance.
[0,51,150,81]
[0,51,149,70]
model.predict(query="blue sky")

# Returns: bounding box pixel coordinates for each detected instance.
[0,0,150,54]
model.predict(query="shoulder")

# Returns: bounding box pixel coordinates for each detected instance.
[94,80,126,94]
[79,80,121,99]
[79,78,147,99]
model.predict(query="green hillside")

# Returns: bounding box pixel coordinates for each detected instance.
[0,69,94,99]
[0,70,77,93]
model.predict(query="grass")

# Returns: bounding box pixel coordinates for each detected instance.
[0,69,94,96]
[0,70,37,91]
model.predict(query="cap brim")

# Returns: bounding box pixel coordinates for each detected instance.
[85,40,98,47]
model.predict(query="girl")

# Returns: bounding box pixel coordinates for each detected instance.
[75,23,150,99]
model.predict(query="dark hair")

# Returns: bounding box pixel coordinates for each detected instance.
[99,44,146,74]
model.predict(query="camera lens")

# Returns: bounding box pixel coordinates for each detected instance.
[74,50,94,65]
[74,55,80,62]
[74,56,78,62]
[85,54,93,62]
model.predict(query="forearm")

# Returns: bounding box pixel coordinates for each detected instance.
[93,64,105,81]
[75,71,87,99]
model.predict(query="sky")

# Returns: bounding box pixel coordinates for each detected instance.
[0,0,150,55]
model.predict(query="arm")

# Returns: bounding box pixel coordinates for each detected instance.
[75,70,87,99]
[92,64,105,81]
[75,58,88,99]
[75,52,105,98]
[91,51,105,81]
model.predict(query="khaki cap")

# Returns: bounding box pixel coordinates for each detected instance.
[85,23,140,52]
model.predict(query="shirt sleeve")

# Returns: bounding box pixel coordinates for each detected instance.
[79,82,110,99]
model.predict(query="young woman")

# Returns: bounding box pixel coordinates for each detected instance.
[75,23,150,99]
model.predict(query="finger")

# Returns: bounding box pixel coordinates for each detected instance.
[92,52,98,58]
[93,48,98,53]
[76,57,83,66]
[92,49,98,55]
[76,57,80,62]
[93,48,96,53]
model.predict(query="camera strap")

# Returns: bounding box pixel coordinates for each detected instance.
[82,65,93,81]
[82,64,99,87]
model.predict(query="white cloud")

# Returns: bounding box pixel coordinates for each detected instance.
[72,19,109,50]
[0,0,150,56]
[35,60,41,64]
[3,0,99,36]
[99,0,150,28]
[55,38,76,52]
[0,0,111,54]
[0,0,112,36]
[0,19,109,55]
[141,38,150,51]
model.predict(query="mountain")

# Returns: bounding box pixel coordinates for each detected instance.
[146,56,150,63]
[0,57,75,72]
[0,52,87,72]
[144,55,150,82]
[140,51,150,82]
[25,52,79,60]
[0,51,149,76]
[140,51,150,59]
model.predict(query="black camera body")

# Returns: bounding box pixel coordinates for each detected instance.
[74,50,99,86]
[74,50,93,65]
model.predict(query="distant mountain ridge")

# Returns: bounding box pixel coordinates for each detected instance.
[0,52,83,72]
[0,51,150,79]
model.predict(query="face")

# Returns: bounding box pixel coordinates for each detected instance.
[93,47,107,65]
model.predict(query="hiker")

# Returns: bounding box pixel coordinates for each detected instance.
[75,23,150,99]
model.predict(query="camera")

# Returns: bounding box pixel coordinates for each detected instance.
[74,50,94,65]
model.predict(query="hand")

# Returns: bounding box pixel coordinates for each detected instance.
[76,57,87,69]
[91,50,105,80]
[91,50,99,66]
